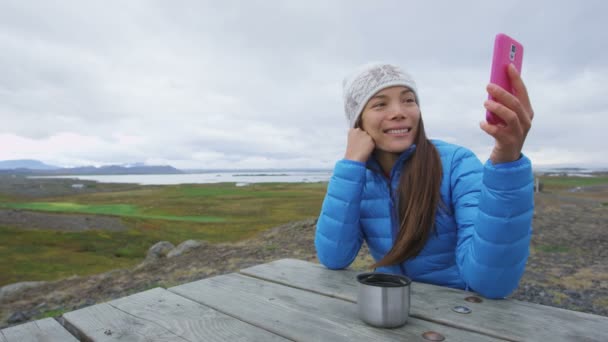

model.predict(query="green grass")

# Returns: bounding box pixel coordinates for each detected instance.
[0,182,328,286]
[535,244,571,253]
[0,202,225,223]
[36,308,69,320]
[539,175,608,191]
[0,228,138,283]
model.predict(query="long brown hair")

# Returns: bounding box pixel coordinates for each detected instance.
[372,117,443,268]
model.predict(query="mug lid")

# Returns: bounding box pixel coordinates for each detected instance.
[357,272,411,287]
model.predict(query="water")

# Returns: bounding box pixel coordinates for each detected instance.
[31,170,333,185]
[533,167,608,178]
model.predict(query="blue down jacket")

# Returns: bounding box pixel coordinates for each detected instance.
[315,140,534,299]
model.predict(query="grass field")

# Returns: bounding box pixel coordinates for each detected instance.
[0,202,226,223]
[0,182,327,286]
[538,175,608,190]
[1,175,607,287]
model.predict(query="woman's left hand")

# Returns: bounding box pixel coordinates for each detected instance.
[480,64,534,164]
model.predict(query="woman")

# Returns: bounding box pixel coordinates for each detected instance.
[315,62,534,299]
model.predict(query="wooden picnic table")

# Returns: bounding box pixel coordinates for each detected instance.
[2,258,607,341]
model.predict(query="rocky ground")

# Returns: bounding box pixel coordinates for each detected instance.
[1,189,607,329]
[0,209,127,232]
[0,174,140,198]
[513,191,608,315]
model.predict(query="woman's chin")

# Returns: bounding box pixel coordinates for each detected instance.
[379,143,414,154]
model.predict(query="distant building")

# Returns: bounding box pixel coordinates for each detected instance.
[71,183,85,189]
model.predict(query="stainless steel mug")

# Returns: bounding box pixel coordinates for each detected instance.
[356,272,411,328]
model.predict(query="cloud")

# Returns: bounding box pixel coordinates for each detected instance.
[0,1,606,169]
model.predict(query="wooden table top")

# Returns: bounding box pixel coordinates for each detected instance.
[2,258,607,341]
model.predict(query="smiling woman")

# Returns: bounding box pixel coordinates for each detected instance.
[356,87,420,155]
[315,62,535,299]
[345,65,443,268]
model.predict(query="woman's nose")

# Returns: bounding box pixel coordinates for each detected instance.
[387,102,406,119]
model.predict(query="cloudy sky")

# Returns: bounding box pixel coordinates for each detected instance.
[1,1,606,169]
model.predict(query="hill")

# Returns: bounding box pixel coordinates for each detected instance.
[0,162,183,175]
[0,160,59,170]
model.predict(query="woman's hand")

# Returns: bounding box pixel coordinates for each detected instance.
[344,128,375,163]
[480,64,534,164]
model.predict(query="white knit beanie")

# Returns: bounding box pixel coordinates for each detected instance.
[343,62,418,128]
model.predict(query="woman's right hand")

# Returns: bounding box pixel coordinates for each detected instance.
[344,128,375,163]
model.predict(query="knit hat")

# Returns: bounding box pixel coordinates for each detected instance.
[343,62,418,128]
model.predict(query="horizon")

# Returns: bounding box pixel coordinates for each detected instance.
[2,158,608,173]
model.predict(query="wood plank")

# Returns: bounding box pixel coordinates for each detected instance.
[109,287,287,341]
[240,258,608,342]
[63,302,184,341]
[170,273,502,341]
[63,287,286,341]
[1,317,78,342]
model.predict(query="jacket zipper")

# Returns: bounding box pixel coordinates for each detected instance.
[386,173,408,276]
[367,151,415,276]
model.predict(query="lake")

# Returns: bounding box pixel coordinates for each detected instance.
[29,167,608,186]
[32,170,333,185]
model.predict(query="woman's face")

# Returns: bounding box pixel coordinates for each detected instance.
[360,86,420,154]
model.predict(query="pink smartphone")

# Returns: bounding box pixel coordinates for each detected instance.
[486,33,524,125]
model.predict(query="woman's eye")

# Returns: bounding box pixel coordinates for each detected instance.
[373,102,385,108]
[402,98,415,103]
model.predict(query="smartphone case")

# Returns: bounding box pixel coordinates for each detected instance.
[486,33,524,125]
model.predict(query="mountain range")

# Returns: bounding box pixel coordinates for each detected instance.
[0,159,183,175]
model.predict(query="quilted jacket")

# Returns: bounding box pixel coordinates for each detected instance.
[315,140,534,298]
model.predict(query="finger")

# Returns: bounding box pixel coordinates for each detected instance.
[356,128,369,137]
[479,121,500,137]
[484,100,519,128]
[508,64,534,120]
[486,83,531,131]
[487,83,524,118]
[479,121,498,135]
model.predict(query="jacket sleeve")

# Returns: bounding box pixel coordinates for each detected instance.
[315,159,367,269]
[451,148,534,299]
